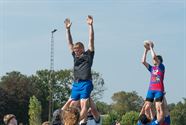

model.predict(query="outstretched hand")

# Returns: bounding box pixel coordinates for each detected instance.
[87,15,93,25]
[64,18,72,29]
[149,41,154,48]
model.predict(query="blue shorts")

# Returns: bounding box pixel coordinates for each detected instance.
[71,80,93,101]
[146,90,164,102]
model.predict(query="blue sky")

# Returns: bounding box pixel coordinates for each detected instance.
[0,0,185,104]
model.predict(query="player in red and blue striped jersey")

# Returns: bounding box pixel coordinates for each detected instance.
[141,41,165,124]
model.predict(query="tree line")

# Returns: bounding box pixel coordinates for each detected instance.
[0,70,185,125]
[0,70,104,124]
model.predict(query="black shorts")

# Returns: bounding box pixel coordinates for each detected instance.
[146,95,163,102]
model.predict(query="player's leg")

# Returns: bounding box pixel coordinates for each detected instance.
[79,80,93,121]
[145,90,154,119]
[89,98,100,122]
[155,91,164,124]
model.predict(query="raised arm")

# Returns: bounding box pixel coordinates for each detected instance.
[163,96,170,116]
[139,101,148,116]
[141,47,149,69]
[139,103,146,116]
[89,98,100,121]
[149,42,159,64]
[149,106,155,120]
[156,101,164,124]
[61,98,73,110]
[64,18,74,53]
[87,15,94,52]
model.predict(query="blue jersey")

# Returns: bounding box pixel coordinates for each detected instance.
[161,115,170,125]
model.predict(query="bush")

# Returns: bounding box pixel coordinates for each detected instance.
[28,96,42,125]
[121,111,139,125]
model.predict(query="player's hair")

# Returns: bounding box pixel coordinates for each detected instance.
[138,114,151,124]
[61,106,80,125]
[157,55,163,63]
[74,42,84,49]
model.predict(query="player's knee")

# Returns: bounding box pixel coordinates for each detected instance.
[80,100,88,113]
[80,99,88,107]
[156,102,162,110]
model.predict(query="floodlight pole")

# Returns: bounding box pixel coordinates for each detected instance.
[48,29,57,123]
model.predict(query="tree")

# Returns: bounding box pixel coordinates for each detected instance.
[96,101,110,115]
[91,71,105,101]
[52,69,73,105]
[170,98,186,125]
[0,69,105,124]
[30,69,105,121]
[0,87,9,124]
[168,103,176,111]
[0,71,32,124]
[111,91,143,117]
[29,96,42,125]
[102,114,113,125]
[29,69,72,121]
[102,111,119,125]
[120,111,139,125]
